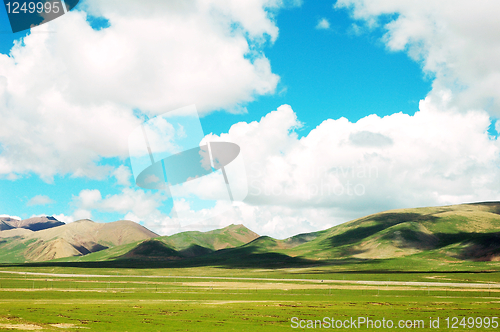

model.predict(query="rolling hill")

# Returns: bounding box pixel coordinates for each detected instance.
[61,224,260,262]
[159,224,259,251]
[281,201,500,262]
[2,202,500,268]
[6,216,65,231]
[0,216,64,231]
[0,219,159,262]
[58,202,500,268]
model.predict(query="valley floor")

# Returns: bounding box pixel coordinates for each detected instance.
[0,265,498,331]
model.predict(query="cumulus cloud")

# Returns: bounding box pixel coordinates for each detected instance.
[113,165,132,187]
[185,102,499,237]
[153,202,336,238]
[52,214,74,224]
[92,102,500,238]
[272,104,495,206]
[335,0,500,115]
[27,195,55,206]
[316,18,330,30]
[0,214,21,220]
[21,0,500,238]
[348,131,393,147]
[70,187,168,228]
[0,0,287,180]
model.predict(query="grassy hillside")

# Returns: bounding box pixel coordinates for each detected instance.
[284,202,500,262]
[4,202,500,270]
[157,224,259,251]
[54,224,260,264]
[0,237,38,263]
[127,201,500,269]
[0,219,159,263]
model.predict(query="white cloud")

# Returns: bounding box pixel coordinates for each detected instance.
[0,214,21,220]
[52,214,74,224]
[177,102,500,238]
[316,18,330,30]
[14,0,500,239]
[335,0,500,116]
[0,0,288,180]
[27,195,55,206]
[66,99,500,238]
[156,202,336,238]
[99,188,164,216]
[73,209,93,221]
[70,187,168,230]
[349,23,364,36]
[113,165,132,187]
[81,102,497,238]
[76,189,103,209]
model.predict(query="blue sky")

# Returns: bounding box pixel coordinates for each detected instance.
[201,1,431,135]
[1,0,499,238]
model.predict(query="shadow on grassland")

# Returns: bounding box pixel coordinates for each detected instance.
[0,244,324,270]
[286,268,499,276]
[327,213,438,247]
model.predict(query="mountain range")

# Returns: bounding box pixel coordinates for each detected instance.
[0,216,64,231]
[0,217,158,262]
[1,201,500,266]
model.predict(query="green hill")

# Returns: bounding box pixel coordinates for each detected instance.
[285,202,500,262]
[0,219,158,263]
[4,202,500,270]
[57,224,260,263]
[158,224,259,251]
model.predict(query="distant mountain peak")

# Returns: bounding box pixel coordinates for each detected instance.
[1,215,64,232]
[0,218,159,263]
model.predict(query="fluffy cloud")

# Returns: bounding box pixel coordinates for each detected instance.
[278,103,495,204]
[153,202,338,238]
[25,0,500,238]
[0,214,21,220]
[80,102,500,238]
[113,165,132,187]
[52,214,74,224]
[27,195,55,206]
[316,18,330,30]
[182,102,499,237]
[335,0,500,115]
[71,187,167,225]
[0,0,285,180]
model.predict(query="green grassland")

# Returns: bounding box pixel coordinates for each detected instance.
[0,266,499,331]
[1,202,500,330]
[0,238,37,264]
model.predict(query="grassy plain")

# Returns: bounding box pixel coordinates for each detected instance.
[0,262,499,331]
[2,202,500,330]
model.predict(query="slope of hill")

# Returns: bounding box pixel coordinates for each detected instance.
[285,202,500,262]
[112,201,500,267]
[0,220,15,231]
[6,216,65,231]
[159,224,259,251]
[281,230,327,248]
[3,202,500,267]
[0,228,33,238]
[121,239,181,260]
[0,219,159,262]
[62,224,260,262]
[28,219,158,246]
